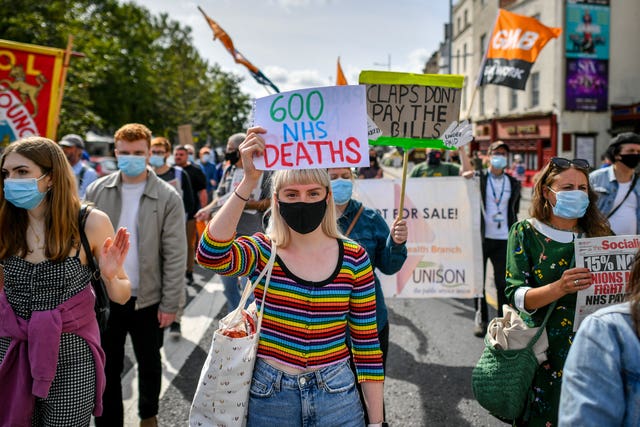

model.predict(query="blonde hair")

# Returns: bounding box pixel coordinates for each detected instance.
[0,136,80,260]
[266,169,344,247]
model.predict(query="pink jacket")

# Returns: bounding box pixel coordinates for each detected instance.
[0,286,106,427]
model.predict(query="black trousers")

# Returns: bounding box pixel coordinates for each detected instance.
[475,238,508,324]
[95,299,163,426]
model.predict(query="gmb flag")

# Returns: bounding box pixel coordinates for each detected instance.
[477,9,561,90]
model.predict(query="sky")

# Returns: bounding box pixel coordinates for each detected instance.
[131,0,451,99]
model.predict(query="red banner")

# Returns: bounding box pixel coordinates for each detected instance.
[0,39,64,148]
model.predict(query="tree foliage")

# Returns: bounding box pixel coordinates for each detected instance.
[0,0,251,149]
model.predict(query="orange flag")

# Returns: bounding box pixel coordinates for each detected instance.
[478,9,562,90]
[197,6,279,93]
[336,57,348,85]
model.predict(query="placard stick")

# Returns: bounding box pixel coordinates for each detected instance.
[53,35,73,140]
[397,150,410,220]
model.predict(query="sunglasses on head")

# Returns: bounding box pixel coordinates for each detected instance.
[550,157,590,170]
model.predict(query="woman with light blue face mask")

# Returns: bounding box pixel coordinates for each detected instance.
[502,157,612,426]
[328,166,408,424]
[0,136,131,427]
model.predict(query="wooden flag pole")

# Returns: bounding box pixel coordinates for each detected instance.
[397,150,410,221]
[53,35,74,140]
[465,84,479,121]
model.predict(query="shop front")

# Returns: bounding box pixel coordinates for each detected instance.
[473,113,557,186]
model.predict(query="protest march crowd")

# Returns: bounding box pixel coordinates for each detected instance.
[5,1,640,424]
[1,117,639,426]
[1,19,639,424]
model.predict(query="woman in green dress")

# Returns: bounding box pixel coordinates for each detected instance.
[504,157,611,426]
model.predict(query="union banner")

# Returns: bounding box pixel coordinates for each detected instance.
[477,9,562,90]
[356,177,483,299]
[0,39,65,149]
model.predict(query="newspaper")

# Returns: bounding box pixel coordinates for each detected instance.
[574,235,639,331]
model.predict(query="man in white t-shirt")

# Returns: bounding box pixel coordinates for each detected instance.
[590,133,640,236]
[85,123,187,427]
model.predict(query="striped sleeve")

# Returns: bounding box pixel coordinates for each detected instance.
[345,241,384,382]
[196,225,264,277]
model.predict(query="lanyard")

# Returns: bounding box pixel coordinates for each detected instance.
[488,174,506,208]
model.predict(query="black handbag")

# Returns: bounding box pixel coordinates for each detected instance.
[78,205,110,332]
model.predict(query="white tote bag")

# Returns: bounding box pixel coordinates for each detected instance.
[189,246,276,427]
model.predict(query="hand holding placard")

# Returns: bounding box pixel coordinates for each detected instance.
[252,86,369,170]
[442,120,473,149]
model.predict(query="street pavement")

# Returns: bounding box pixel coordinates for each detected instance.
[112,170,531,426]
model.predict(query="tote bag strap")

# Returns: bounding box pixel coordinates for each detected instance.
[229,243,277,332]
[526,300,557,349]
[254,245,276,333]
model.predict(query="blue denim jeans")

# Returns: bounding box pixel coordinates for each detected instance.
[247,358,365,427]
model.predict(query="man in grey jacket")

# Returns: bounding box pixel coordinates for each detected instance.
[86,123,187,427]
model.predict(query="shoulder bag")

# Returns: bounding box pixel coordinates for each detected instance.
[78,204,111,332]
[189,244,277,427]
[471,301,557,422]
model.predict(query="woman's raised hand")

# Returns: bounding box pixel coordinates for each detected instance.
[240,126,266,183]
[99,227,130,281]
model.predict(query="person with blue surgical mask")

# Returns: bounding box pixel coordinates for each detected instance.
[503,157,612,426]
[327,166,408,425]
[473,141,521,337]
[0,136,131,427]
[85,123,187,427]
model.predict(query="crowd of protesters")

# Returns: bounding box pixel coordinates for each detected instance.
[1,126,639,426]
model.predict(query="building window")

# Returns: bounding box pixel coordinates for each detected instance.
[463,43,467,71]
[456,49,460,73]
[480,33,487,59]
[457,17,461,35]
[479,86,485,116]
[510,89,518,110]
[530,72,540,107]
[464,10,468,27]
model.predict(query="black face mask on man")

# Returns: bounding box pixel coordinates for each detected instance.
[427,150,442,166]
[619,153,640,169]
[277,199,327,234]
[225,150,239,165]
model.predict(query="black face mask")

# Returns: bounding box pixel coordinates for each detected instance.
[225,151,239,165]
[278,199,327,234]
[427,151,441,166]
[619,153,640,169]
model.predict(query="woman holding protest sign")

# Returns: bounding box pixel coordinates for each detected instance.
[558,247,640,426]
[0,136,131,426]
[503,157,611,426]
[196,126,385,427]
[328,166,407,421]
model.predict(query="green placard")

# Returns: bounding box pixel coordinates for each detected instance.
[359,71,465,149]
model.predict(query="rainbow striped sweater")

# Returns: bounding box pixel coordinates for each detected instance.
[197,230,384,382]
